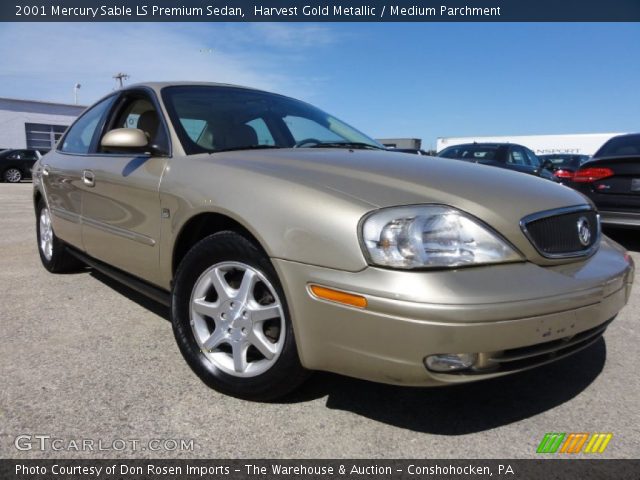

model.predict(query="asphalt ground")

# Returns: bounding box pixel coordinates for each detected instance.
[1,182,638,459]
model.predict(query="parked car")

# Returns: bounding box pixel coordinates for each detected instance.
[538,154,590,183]
[0,149,41,183]
[33,83,634,400]
[569,133,640,228]
[438,143,556,180]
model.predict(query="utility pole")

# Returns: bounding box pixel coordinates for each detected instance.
[113,72,130,89]
[73,83,81,104]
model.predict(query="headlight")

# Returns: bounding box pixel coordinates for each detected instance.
[360,205,522,269]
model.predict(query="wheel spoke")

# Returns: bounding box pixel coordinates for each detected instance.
[210,268,232,302]
[192,298,221,319]
[251,304,281,323]
[235,269,257,303]
[202,328,226,351]
[249,328,277,360]
[232,341,248,372]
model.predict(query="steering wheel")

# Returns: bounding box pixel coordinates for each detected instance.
[293,138,322,148]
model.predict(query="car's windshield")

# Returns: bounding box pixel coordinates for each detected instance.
[162,86,383,154]
[594,134,640,158]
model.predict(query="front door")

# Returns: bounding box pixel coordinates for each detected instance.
[80,92,170,285]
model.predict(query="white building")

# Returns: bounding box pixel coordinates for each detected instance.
[436,132,626,156]
[0,97,86,152]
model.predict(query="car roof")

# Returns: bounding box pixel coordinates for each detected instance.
[124,81,270,94]
[443,143,517,149]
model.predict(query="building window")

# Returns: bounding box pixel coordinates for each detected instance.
[25,123,68,152]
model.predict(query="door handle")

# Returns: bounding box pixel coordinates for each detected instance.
[82,170,95,187]
[41,164,50,176]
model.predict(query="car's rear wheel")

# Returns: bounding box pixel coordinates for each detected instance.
[171,232,308,400]
[36,199,84,272]
[4,168,22,183]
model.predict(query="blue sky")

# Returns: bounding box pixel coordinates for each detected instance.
[0,22,638,149]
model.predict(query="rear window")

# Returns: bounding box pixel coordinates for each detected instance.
[439,145,500,161]
[539,155,583,169]
[594,134,640,158]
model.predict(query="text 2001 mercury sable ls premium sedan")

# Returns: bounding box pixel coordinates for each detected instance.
[33,83,634,400]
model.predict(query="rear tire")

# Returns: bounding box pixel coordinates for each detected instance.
[4,168,22,183]
[171,231,308,401]
[36,199,84,273]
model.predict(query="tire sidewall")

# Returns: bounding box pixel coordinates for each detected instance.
[171,232,304,400]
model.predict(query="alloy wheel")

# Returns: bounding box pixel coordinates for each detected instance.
[4,168,21,183]
[39,207,53,261]
[189,261,286,377]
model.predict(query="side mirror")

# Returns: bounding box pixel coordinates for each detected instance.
[101,128,149,152]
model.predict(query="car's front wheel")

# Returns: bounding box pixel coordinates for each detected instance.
[3,168,22,183]
[171,232,308,400]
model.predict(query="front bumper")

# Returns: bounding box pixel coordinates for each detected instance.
[599,210,640,228]
[273,237,634,386]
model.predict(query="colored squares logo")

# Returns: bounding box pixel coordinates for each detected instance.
[537,433,612,454]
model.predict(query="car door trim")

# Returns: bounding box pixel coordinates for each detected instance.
[82,216,157,246]
[50,206,81,224]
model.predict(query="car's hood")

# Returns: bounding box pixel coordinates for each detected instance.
[203,148,592,264]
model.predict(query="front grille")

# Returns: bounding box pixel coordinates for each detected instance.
[521,207,600,258]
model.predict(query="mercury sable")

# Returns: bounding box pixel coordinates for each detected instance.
[32,83,634,400]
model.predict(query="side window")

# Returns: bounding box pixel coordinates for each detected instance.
[21,150,38,161]
[283,115,342,144]
[61,96,115,154]
[508,147,527,166]
[525,148,540,168]
[103,95,169,153]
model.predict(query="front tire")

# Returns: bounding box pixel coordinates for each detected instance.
[36,199,83,273]
[171,232,308,401]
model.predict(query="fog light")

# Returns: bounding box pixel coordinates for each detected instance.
[425,353,478,372]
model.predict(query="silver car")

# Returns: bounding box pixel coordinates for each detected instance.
[32,82,634,400]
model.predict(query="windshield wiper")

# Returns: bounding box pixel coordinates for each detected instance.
[309,142,385,150]
[211,145,283,153]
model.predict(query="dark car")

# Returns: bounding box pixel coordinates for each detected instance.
[438,143,555,181]
[569,133,640,228]
[0,149,42,183]
[538,154,590,183]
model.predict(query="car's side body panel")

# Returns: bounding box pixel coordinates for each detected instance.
[39,152,86,249]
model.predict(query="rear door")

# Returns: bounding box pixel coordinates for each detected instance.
[80,89,170,285]
[42,95,116,249]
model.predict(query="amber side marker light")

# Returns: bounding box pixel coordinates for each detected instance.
[309,285,368,308]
